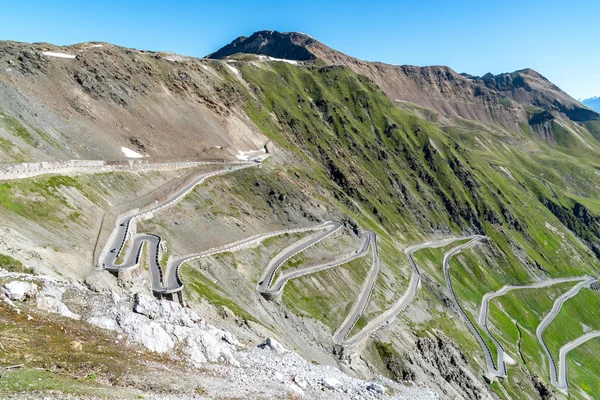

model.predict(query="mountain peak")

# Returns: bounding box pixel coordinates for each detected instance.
[207,30,319,61]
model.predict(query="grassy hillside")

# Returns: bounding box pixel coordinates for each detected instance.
[223,61,600,396]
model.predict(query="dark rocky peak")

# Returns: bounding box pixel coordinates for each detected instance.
[207,30,318,61]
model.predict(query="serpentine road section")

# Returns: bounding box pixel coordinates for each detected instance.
[165,221,344,294]
[440,235,504,378]
[257,221,345,292]
[339,235,481,346]
[476,276,590,380]
[557,330,600,391]
[102,162,258,295]
[535,275,597,390]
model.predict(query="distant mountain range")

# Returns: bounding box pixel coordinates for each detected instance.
[582,96,600,112]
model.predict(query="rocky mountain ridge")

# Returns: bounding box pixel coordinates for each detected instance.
[208,31,600,140]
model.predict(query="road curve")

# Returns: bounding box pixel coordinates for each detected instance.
[339,236,481,346]
[440,236,503,378]
[536,275,597,389]
[162,221,341,294]
[332,232,379,344]
[557,330,600,391]
[102,162,259,294]
[476,276,589,381]
[267,231,373,296]
[478,277,589,328]
[257,221,344,292]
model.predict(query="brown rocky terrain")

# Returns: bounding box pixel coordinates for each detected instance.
[0,41,266,162]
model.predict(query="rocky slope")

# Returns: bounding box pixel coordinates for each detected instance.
[0,41,266,162]
[0,268,438,399]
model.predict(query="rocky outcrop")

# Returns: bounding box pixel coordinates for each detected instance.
[2,280,37,300]
[0,269,439,399]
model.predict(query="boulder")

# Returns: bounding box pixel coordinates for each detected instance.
[265,337,286,354]
[116,311,174,353]
[322,377,342,390]
[133,293,159,318]
[286,383,304,398]
[293,375,308,389]
[367,382,386,394]
[3,281,38,301]
[183,326,239,367]
[87,316,119,331]
[37,294,81,320]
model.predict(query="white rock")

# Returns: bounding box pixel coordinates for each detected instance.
[322,377,342,390]
[266,337,286,354]
[221,331,240,346]
[293,375,308,389]
[36,295,81,320]
[116,311,174,353]
[87,316,119,331]
[133,293,159,318]
[367,382,386,394]
[3,281,38,301]
[286,383,304,398]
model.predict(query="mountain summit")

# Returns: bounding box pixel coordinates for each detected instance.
[207,30,319,61]
[209,30,599,136]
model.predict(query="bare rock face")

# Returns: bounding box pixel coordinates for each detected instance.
[36,283,81,320]
[415,333,489,400]
[2,269,439,399]
[2,280,37,301]
[264,336,287,354]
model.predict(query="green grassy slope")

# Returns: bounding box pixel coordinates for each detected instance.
[222,61,600,395]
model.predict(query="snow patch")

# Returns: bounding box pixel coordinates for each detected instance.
[226,64,239,76]
[235,148,267,161]
[42,51,76,59]
[121,147,144,159]
[267,56,298,65]
[89,44,104,48]
[257,55,298,65]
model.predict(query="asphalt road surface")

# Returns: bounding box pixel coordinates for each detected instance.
[439,236,504,378]
[536,275,597,389]
[102,163,257,294]
[257,221,344,292]
[557,330,600,391]
[339,236,481,346]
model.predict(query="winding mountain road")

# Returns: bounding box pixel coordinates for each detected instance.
[338,235,482,346]
[557,331,600,391]
[97,158,600,391]
[536,275,597,389]
[257,221,345,293]
[102,163,258,294]
[439,236,503,378]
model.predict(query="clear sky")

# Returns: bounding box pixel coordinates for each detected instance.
[1,0,598,99]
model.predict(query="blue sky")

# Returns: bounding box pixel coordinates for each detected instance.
[1,0,598,99]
